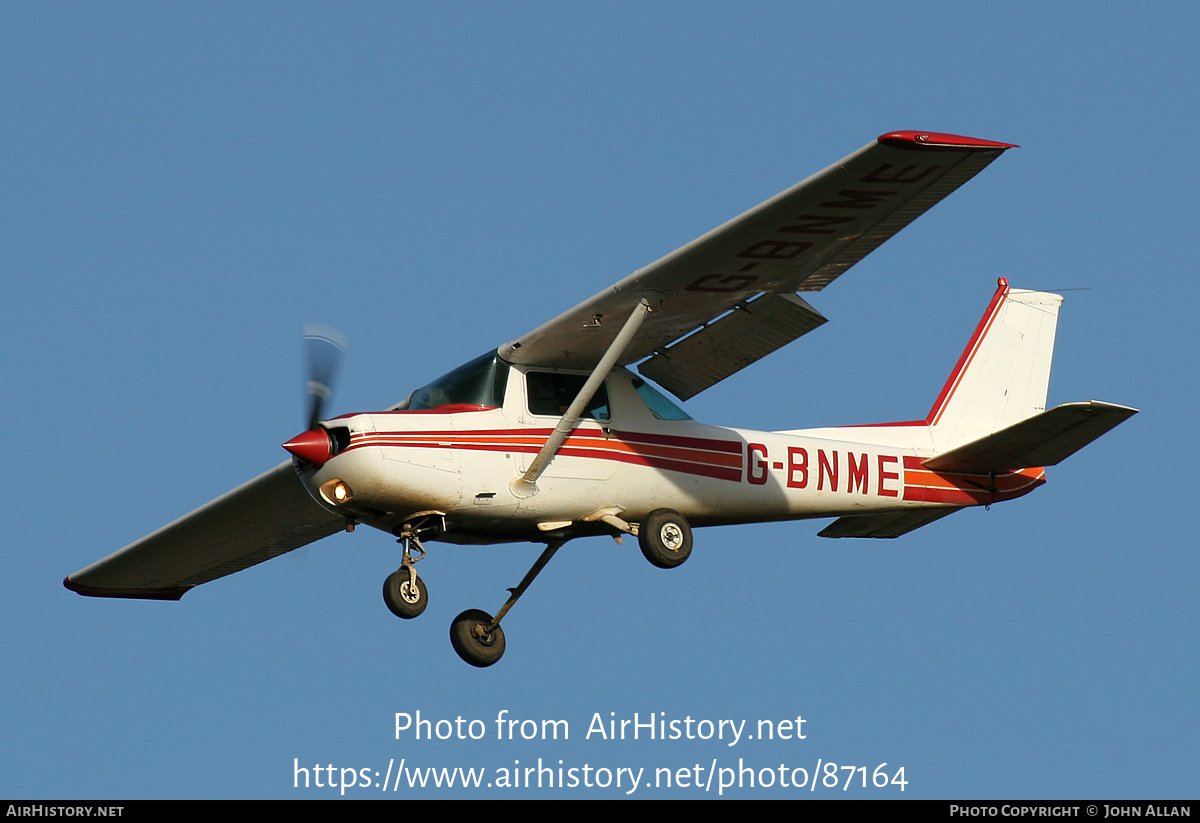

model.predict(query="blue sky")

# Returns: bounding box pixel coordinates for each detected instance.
[4,2,1196,798]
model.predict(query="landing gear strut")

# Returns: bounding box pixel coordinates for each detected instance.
[448,539,565,668]
[382,514,442,620]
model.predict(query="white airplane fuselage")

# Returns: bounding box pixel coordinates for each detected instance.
[298,364,1041,545]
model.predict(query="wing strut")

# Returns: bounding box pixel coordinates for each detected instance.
[511,299,652,497]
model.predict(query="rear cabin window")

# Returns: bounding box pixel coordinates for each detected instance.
[526,372,610,421]
[631,377,692,420]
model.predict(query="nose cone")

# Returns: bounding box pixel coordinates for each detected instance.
[283,428,333,466]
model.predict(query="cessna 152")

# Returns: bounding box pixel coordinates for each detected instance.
[65,131,1136,667]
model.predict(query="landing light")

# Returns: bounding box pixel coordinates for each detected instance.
[320,478,353,506]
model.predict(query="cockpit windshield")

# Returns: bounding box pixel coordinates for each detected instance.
[409,351,510,410]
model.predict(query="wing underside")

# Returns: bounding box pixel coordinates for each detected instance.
[501,131,1016,398]
[638,292,828,401]
[64,460,345,600]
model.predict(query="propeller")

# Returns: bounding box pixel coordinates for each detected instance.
[283,324,348,466]
[303,323,347,430]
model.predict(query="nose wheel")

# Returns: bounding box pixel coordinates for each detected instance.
[383,567,427,619]
[382,515,439,620]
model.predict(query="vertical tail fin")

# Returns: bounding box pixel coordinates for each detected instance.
[928,279,1062,450]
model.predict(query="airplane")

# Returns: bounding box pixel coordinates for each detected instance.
[64,131,1137,667]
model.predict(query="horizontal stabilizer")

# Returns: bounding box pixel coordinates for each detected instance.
[818,506,964,539]
[923,401,1138,473]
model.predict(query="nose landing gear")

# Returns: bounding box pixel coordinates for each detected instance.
[381,513,441,620]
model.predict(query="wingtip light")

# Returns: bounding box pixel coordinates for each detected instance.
[878,131,1019,149]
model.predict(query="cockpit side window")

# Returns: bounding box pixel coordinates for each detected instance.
[631,377,692,420]
[526,372,610,421]
[409,351,510,410]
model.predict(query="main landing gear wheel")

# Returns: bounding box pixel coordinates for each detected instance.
[638,508,693,569]
[383,568,428,619]
[449,609,506,668]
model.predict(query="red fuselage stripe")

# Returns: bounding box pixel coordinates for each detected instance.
[343,428,746,482]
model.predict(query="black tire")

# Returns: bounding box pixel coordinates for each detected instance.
[383,569,428,619]
[449,609,506,668]
[638,508,693,569]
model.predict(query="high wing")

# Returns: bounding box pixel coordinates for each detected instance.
[64,461,345,600]
[500,131,1016,399]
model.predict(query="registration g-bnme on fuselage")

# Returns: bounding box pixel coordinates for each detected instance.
[65,132,1136,667]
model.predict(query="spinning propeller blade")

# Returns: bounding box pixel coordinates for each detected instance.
[304,323,347,430]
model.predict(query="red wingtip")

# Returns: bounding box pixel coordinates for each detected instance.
[283,428,333,466]
[878,131,1019,149]
[998,277,1008,288]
